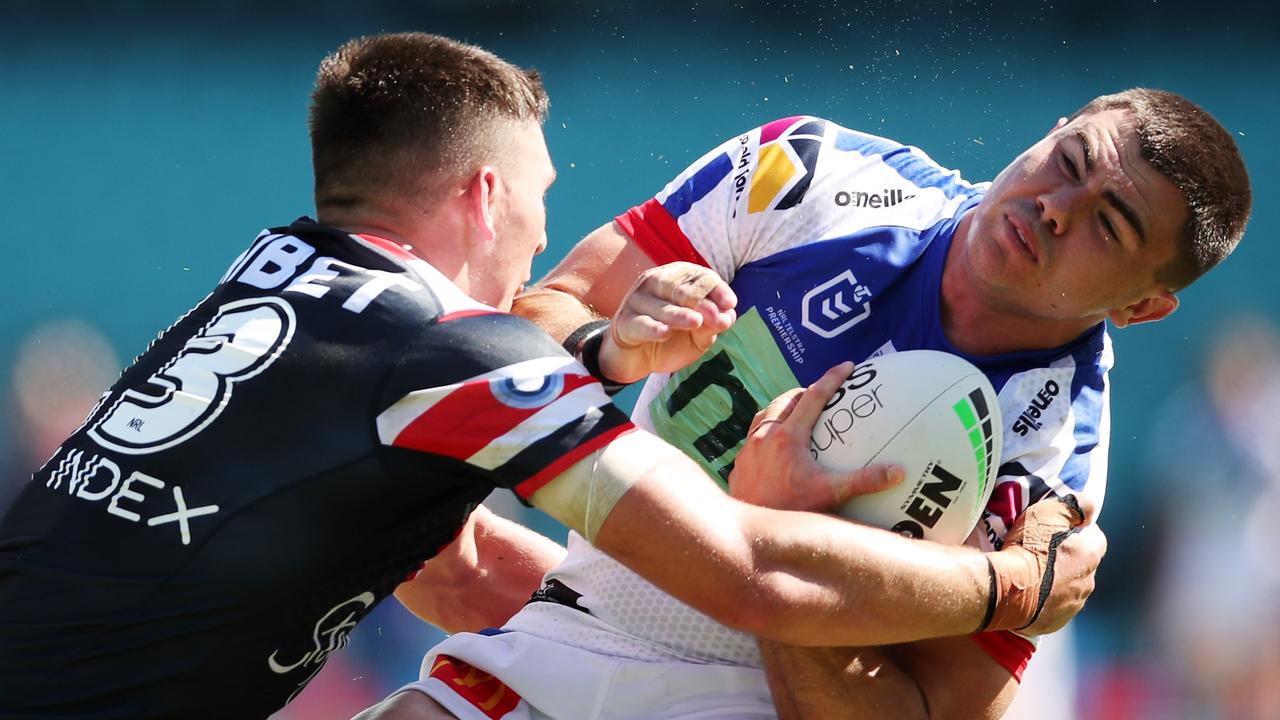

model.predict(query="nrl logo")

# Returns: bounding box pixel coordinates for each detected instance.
[801,270,873,338]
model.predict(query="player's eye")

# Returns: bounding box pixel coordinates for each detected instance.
[1060,150,1080,181]
[1100,213,1119,245]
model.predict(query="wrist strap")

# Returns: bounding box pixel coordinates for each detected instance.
[563,320,628,396]
[562,320,609,356]
[978,556,999,633]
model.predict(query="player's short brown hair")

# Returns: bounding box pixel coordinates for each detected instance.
[309,32,549,213]
[1070,89,1251,290]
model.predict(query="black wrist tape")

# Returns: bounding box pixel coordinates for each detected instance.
[563,320,628,396]
[562,320,610,357]
[978,556,998,633]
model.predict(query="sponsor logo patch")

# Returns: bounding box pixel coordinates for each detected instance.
[270,591,376,702]
[834,188,916,208]
[746,117,826,214]
[1011,379,1061,436]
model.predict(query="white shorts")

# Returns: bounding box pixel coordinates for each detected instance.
[396,629,777,720]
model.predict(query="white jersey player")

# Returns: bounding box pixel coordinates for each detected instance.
[397,115,1116,718]
[370,86,1253,720]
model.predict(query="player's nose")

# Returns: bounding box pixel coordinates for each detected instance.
[1035,187,1076,236]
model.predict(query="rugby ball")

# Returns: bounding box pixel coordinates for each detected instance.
[810,350,1001,544]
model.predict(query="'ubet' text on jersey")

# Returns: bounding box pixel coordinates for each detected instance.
[0,219,631,719]
[509,118,1110,681]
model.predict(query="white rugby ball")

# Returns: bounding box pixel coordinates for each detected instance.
[810,350,1001,544]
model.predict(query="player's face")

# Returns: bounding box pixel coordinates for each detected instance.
[485,121,554,311]
[962,108,1187,327]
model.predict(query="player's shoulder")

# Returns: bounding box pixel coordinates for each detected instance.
[437,309,568,355]
[398,309,575,386]
[749,115,945,165]
[989,325,1112,444]
[219,220,458,322]
[986,324,1111,386]
[742,115,980,215]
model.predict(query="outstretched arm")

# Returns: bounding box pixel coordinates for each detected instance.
[528,363,1105,648]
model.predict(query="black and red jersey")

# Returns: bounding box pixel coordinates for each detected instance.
[0,218,632,718]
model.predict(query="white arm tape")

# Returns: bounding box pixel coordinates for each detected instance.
[530,429,683,543]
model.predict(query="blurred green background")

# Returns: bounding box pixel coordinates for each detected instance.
[3,1,1277,717]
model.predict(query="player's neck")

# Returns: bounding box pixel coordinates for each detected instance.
[318,203,471,286]
[941,217,1098,356]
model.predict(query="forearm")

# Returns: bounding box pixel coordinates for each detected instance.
[760,640,926,720]
[394,505,566,633]
[760,637,1017,720]
[883,637,1019,720]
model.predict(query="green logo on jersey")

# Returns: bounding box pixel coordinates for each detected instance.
[648,308,801,487]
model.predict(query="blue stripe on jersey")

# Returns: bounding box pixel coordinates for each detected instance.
[1058,334,1108,492]
[834,130,971,201]
[662,152,735,219]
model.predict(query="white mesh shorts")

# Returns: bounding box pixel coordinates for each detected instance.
[396,629,777,720]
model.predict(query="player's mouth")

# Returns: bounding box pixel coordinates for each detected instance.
[1004,212,1039,264]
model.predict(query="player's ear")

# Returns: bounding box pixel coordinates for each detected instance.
[1109,290,1178,328]
[464,166,499,244]
[1046,116,1069,138]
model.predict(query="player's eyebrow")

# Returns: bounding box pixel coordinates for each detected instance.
[1075,129,1147,247]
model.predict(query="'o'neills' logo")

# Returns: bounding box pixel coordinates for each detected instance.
[834,188,916,208]
[1012,379,1060,436]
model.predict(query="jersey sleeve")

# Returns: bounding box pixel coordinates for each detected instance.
[970,331,1113,680]
[374,311,635,500]
[615,116,984,284]
[616,117,834,282]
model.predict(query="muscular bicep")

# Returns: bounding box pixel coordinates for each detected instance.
[529,429,781,634]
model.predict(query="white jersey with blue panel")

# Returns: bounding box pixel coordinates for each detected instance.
[505,117,1112,680]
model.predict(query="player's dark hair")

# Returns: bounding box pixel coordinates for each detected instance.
[1069,88,1250,291]
[309,32,549,213]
